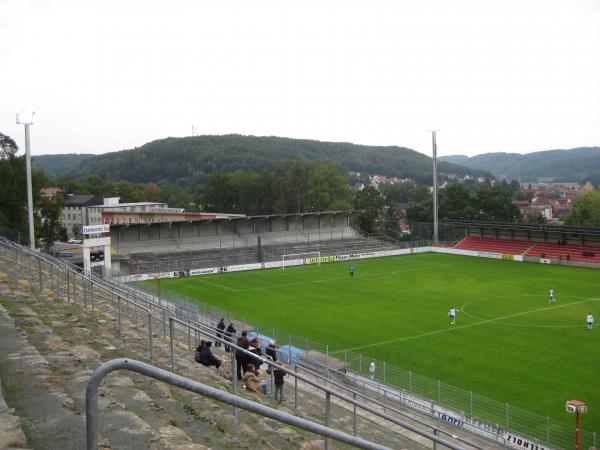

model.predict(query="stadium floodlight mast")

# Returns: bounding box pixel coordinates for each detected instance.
[16,111,36,250]
[429,129,439,245]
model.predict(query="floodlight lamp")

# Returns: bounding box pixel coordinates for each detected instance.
[16,111,35,125]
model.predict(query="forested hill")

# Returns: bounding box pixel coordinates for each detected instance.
[33,134,491,186]
[441,147,600,183]
[32,153,95,179]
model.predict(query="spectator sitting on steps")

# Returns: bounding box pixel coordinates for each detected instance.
[197,341,222,370]
[243,363,263,395]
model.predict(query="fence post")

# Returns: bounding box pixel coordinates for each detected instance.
[294,365,298,411]
[169,317,175,372]
[90,282,95,317]
[38,259,42,290]
[148,313,153,360]
[83,278,87,308]
[353,392,357,436]
[231,347,237,417]
[288,333,292,364]
[325,392,331,450]
[117,295,122,339]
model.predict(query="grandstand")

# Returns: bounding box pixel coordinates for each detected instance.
[455,236,533,255]
[448,221,600,266]
[120,235,399,274]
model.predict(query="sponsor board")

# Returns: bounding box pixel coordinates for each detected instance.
[399,392,432,415]
[264,261,283,269]
[131,273,150,281]
[478,251,502,259]
[462,416,505,443]
[502,253,515,260]
[159,271,176,279]
[82,224,110,235]
[433,405,465,427]
[189,268,218,276]
[503,432,556,450]
[540,258,551,264]
[336,254,350,261]
[306,256,336,264]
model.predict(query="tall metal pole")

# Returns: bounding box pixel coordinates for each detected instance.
[431,130,439,244]
[16,112,36,249]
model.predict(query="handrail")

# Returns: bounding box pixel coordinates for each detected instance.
[85,358,389,450]
[294,363,486,450]
[168,316,466,450]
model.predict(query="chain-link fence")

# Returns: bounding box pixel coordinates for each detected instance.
[134,280,598,450]
[340,350,596,450]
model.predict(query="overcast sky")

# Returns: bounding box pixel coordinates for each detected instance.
[2,0,599,158]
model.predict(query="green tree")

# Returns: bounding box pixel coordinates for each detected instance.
[81,175,105,195]
[303,163,352,212]
[439,183,476,220]
[564,191,600,228]
[475,186,521,222]
[353,186,385,234]
[37,196,65,250]
[0,132,18,158]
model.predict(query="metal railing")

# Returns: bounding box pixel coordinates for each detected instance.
[0,237,469,450]
[86,358,389,450]
[5,235,595,450]
[166,316,470,450]
[128,252,598,450]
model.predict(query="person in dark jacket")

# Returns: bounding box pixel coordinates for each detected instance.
[224,322,236,353]
[197,341,221,369]
[273,364,287,402]
[249,337,262,372]
[235,331,250,380]
[265,340,277,374]
[215,318,225,347]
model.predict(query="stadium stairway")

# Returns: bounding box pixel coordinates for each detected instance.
[0,259,430,449]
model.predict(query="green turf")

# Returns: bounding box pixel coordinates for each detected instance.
[151,253,600,431]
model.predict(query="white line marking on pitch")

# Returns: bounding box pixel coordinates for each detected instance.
[345,298,600,352]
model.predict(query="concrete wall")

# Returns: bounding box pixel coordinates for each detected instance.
[288,216,303,231]
[236,220,254,234]
[254,219,271,233]
[218,221,235,235]
[271,218,288,232]
[159,223,179,240]
[199,222,218,237]
[303,216,320,229]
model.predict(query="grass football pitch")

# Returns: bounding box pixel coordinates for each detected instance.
[153,253,600,429]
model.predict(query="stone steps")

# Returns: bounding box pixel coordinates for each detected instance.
[0,258,424,449]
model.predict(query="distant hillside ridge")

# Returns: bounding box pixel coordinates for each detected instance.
[32,153,95,179]
[32,134,492,186]
[440,147,600,182]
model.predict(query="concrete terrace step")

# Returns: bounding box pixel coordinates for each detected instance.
[0,260,423,449]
